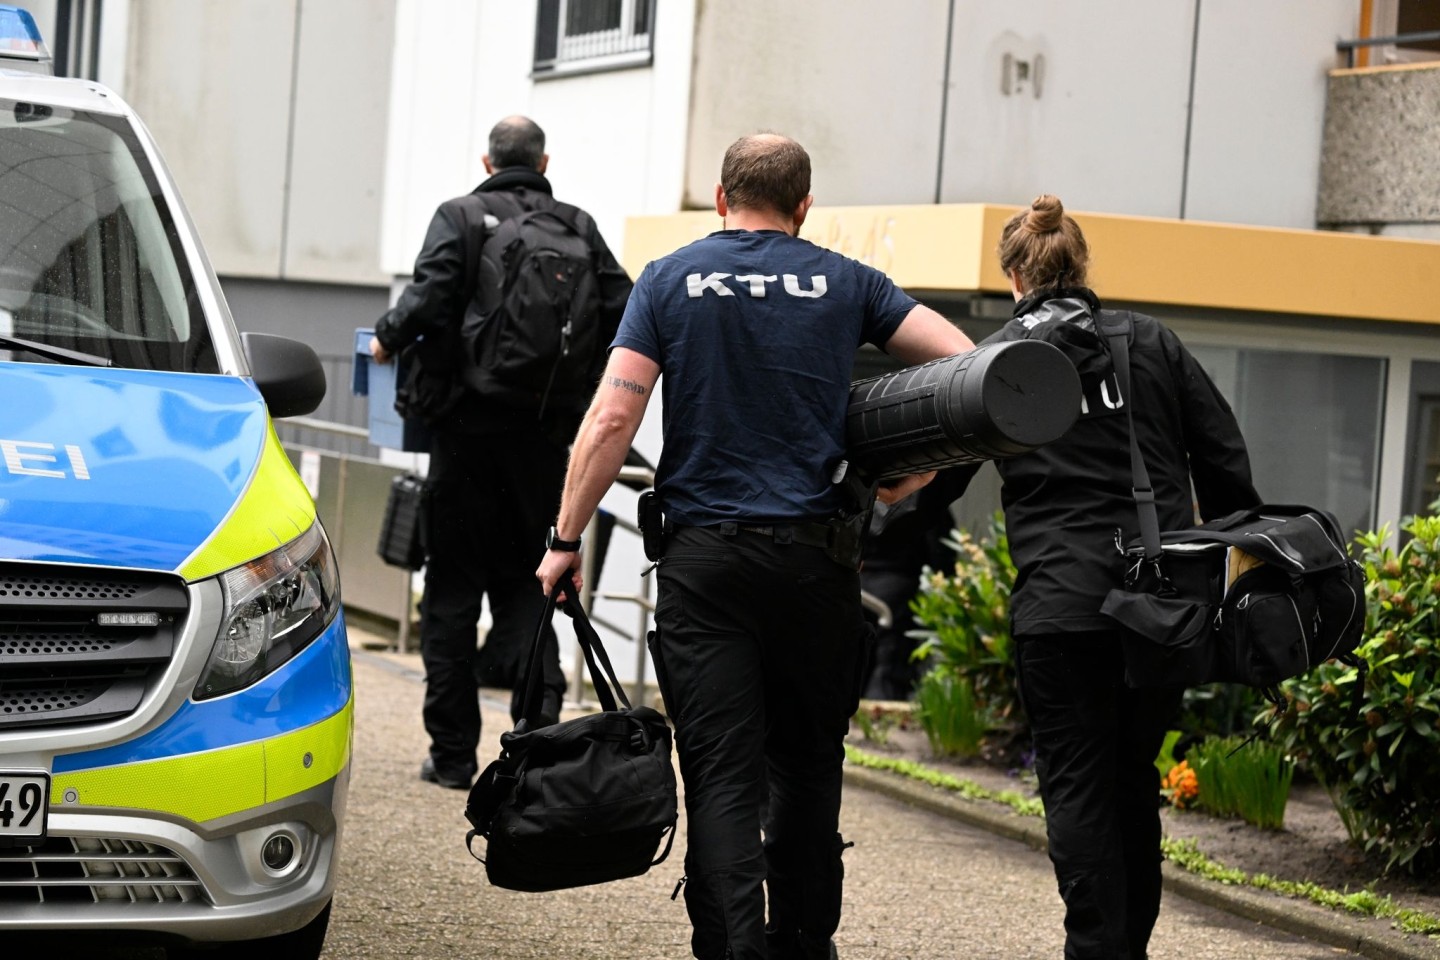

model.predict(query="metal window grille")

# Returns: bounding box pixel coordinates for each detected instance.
[534,0,655,76]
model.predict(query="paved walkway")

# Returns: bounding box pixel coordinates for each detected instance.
[323,636,1356,959]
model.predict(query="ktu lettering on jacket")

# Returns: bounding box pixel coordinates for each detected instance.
[1079,373,1125,418]
[685,273,828,298]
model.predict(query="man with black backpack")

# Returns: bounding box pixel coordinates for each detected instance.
[370,115,632,790]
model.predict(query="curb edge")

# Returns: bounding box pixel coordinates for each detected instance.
[843,763,1440,960]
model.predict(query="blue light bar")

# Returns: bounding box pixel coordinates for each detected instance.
[0,5,49,61]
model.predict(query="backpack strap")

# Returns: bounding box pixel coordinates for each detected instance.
[454,192,506,312]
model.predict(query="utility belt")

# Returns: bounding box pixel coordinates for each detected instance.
[638,491,868,569]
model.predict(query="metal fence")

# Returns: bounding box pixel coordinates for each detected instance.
[1336,30,1440,68]
[275,354,378,460]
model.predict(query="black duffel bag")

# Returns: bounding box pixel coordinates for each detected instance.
[464,576,678,892]
[1094,315,1366,692]
[1102,505,1367,690]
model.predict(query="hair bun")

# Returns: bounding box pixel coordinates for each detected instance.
[1023,194,1064,234]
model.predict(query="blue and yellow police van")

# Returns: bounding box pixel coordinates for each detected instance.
[0,8,350,956]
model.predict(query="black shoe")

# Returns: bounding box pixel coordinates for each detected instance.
[766,928,838,960]
[419,756,473,790]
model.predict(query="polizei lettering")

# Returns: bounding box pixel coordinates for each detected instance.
[686,273,829,299]
[0,440,90,480]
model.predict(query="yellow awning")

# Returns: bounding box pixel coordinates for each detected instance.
[623,204,1440,326]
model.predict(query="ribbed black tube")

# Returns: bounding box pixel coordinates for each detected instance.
[845,339,1081,480]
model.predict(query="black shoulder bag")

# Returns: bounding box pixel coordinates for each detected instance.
[1096,314,1367,696]
[464,576,678,892]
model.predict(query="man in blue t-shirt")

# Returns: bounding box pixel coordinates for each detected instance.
[537,134,973,960]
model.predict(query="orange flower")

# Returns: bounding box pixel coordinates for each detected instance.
[1161,760,1199,809]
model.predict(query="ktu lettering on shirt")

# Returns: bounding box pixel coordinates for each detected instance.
[685,273,828,299]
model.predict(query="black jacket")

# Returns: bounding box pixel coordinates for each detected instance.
[374,167,633,433]
[986,288,1259,636]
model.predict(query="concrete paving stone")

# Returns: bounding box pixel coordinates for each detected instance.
[38,626,1403,958]
[323,632,1377,959]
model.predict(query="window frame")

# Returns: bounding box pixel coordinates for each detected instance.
[533,0,656,80]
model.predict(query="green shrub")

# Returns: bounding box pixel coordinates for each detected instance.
[912,668,986,758]
[1177,683,1267,741]
[1265,514,1440,873]
[1187,735,1294,830]
[908,512,1022,747]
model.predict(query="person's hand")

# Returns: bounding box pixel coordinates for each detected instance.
[536,549,584,602]
[876,470,937,505]
[369,336,391,364]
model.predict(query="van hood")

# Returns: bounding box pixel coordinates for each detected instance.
[0,363,270,572]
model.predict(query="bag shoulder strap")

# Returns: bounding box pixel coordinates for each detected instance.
[516,575,631,730]
[1102,310,1163,563]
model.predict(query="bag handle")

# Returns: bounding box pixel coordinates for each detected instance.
[516,574,632,729]
[1103,312,1163,565]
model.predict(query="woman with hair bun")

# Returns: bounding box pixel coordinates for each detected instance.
[986,195,1259,958]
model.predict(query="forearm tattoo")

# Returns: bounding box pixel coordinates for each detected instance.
[606,376,647,396]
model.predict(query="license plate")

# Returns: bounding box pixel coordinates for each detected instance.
[0,772,49,841]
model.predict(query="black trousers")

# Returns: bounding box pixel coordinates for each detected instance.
[858,567,924,701]
[650,526,867,960]
[1015,631,1183,960]
[418,428,568,779]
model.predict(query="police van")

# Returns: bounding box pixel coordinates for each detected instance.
[0,7,350,956]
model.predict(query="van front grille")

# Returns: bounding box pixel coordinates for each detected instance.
[0,836,203,903]
[0,563,188,730]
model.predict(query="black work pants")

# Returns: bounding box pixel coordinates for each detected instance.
[1015,631,1183,960]
[650,526,867,960]
[858,567,924,701]
[419,428,568,779]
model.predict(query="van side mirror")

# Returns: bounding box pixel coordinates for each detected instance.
[242,332,327,418]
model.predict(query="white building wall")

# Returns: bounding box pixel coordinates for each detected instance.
[1184,0,1358,227]
[685,1,950,208]
[938,1,1195,216]
[380,0,696,275]
[681,0,1356,230]
[118,0,393,284]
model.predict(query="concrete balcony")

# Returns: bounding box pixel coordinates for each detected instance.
[1317,61,1440,239]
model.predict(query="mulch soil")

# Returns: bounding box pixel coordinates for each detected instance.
[846,716,1440,923]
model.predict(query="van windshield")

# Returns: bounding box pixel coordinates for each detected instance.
[0,98,217,373]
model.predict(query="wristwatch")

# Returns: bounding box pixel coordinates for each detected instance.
[546,526,583,552]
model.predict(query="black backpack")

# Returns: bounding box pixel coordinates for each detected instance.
[461,205,604,417]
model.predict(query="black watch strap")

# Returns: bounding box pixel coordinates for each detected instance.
[547,526,582,552]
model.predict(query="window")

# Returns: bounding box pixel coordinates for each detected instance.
[1411,399,1440,514]
[1188,346,1385,541]
[534,0,655,77]
[1356,0,1440,67]
[1403,362,1440,519]
[0,99,215,372]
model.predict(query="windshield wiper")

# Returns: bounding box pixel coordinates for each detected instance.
[0,334,111,367]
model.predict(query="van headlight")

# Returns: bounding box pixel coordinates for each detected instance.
[196,522,341,700]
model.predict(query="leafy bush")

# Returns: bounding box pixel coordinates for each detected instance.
[912,669,986,758]
[1176,683,1267,741]
[1186,735,1294,830]
[1266,514,1440,872]
[908,513,1022,754]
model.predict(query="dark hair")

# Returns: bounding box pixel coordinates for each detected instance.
[488,116,546,170]
[720,134,811,216]
[997,194,1090,292]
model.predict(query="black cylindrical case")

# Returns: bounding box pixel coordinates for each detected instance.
[846,339,1081,480]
